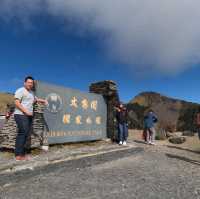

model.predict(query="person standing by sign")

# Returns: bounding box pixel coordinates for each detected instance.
[14,76,47,161]
[144,109,158,145]
[196,108,200,140]
[116,102,128,146]
[143,115,148,142]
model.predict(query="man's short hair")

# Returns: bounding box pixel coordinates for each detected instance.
[24,76,34,82]
[148,109,154,113]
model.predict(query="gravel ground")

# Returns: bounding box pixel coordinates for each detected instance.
[0,140,119,171]
[0,140,199,199]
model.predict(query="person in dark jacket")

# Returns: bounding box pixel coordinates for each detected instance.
[116,102,128,145]
[143,115,148,142]
[144,110,158,145]
[196,108,200,140]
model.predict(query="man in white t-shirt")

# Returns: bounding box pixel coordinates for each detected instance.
[14,76,47,161]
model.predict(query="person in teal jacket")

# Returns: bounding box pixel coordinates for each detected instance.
[144,110,158,145]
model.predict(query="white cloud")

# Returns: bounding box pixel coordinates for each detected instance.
[1,0,200,75]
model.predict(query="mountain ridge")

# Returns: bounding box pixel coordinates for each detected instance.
[127,91,200,132]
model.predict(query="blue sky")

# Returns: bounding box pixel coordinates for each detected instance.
[0,14,199,104]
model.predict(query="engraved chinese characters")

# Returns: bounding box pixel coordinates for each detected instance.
[62,97,101,126]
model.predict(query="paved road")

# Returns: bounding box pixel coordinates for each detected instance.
[0,146,200,199]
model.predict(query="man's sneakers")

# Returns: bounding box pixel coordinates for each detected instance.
[15,155,26,161]
[146,141,156,145]
[145,141,149,144]
[15,155,32,161]
[119,141,127,146]
[24,154,32,160]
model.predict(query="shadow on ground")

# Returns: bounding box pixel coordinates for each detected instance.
[166,153,200,166]
[167,145,200,154]
[133,140,146,145]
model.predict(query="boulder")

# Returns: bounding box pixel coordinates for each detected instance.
[168,136,186,144]
[173,132,183,137]
[166,132,174,138]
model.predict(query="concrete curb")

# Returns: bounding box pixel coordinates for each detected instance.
[0,144,138,175]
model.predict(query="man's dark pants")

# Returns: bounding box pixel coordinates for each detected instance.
[118,123,128,142]
[14,114,33,156]
[198,127,200,140]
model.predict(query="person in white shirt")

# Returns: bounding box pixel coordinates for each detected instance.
[14,76,47,161]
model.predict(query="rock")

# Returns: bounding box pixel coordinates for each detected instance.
[168,136,186,144]
[166,132,174,138]
[182,131,195,136]
[0,115,17,148]
[173,132,183,137]
[90,81,120,141]
[0,103,47,149]
[166,131,183,138]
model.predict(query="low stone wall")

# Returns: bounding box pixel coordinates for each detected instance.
[0,103,47,149]
[0,115,17,149]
